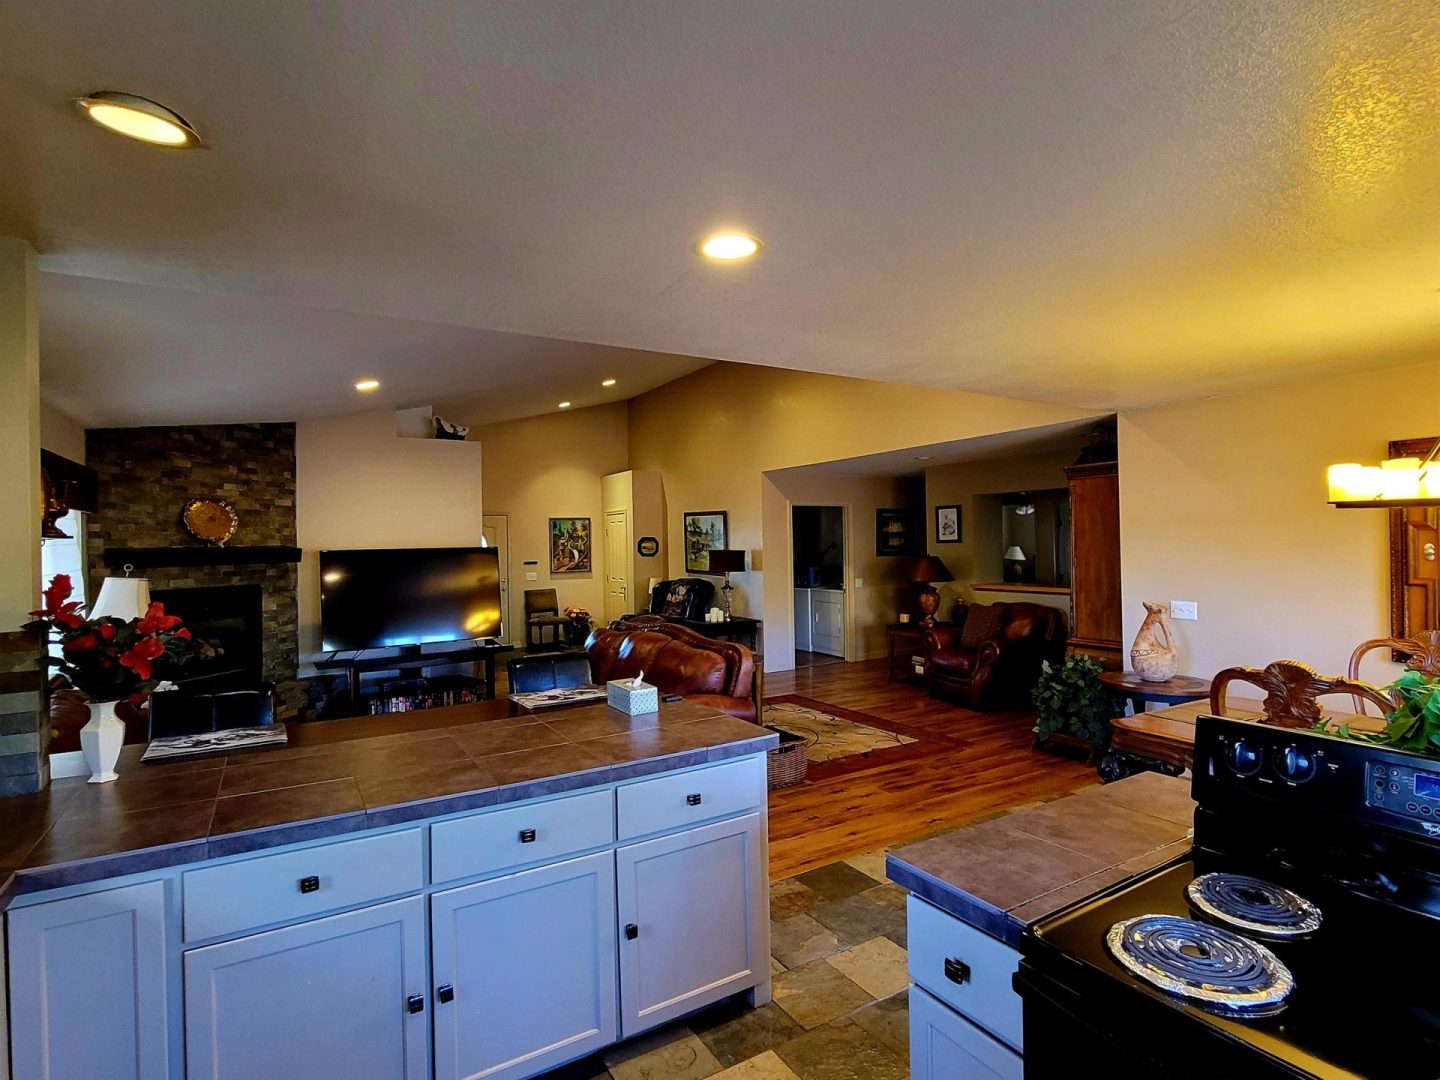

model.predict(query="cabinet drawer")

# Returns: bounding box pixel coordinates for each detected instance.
[616,756,764,841]
[430,789,615,884]
[909,985,1021,1080]
[907,896,1023,1051]
[183,829,424,942]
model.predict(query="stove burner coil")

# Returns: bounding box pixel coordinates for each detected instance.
[1187,873,1322,938]
[1106,915,1293,1015]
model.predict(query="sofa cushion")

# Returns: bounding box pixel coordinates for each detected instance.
[960,602,1003,647]
[588,622,755,712]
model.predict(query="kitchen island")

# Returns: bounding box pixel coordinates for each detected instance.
[1,698,777,1080]
[886,772,1194,1080]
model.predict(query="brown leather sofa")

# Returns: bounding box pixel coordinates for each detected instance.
[923,600,1064,711]
[587,619,759,721]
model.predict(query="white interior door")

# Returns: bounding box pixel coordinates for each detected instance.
[482,513,511,644]
[604,509,630,623]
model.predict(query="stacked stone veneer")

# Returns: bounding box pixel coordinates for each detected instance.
[85,423,305,715]
[0,628,47,796]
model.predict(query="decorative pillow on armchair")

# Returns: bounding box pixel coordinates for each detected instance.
[960,602,1003,647]
[659,582,695,617]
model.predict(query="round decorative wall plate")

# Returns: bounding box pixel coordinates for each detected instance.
[182,497,239,546]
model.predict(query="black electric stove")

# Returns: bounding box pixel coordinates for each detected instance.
[1016,714,1440,1079]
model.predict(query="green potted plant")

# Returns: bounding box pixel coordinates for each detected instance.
[1327,670,1440,758]
[1032,653,1115,756]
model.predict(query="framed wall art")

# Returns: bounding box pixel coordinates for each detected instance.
[935,503,962,544]
[683,511,728,573]
[875,508,921,557]
[549,517,592,573]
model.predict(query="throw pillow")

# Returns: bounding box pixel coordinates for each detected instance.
[660,582,692,617]
[960,603,1004,647]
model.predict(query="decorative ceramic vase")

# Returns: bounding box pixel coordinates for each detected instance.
[79,700,124,783]
[916,588,941,626]
[1130,602,1178,682]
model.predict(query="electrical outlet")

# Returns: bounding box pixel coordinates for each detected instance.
[1170,600,1198,621]
[525,571,538,582]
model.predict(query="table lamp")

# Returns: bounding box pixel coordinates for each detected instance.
[1003,546,1027,584]
[90,574,152,620]
[706,550,747,619]
[907,555,954,626]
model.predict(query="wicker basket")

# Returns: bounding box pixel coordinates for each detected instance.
[765,727,809,789]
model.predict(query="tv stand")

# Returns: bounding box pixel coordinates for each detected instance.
[313,640,514,711]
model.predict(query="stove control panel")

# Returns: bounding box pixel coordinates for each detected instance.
[1196,714,1440,843]
[1366,762,1440,828]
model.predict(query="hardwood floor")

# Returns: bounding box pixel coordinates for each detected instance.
[764,659,1097,879]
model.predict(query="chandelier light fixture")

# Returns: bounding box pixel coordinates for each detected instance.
[1327,442,1440,508]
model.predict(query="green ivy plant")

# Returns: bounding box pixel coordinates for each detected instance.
[1326,670,1440,758]
[1033,654,1114,750]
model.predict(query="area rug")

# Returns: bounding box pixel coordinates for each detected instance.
[763,696,922,781]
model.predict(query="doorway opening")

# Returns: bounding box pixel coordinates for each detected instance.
[793,506,846,664]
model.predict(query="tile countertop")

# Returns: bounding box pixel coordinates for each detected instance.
[0,699,776,906]
[885,772,1194,947]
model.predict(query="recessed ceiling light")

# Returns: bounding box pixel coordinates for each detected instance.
[354,378,380,392]
[558,401,571,409]
[75,91,201,147]
[698,233,761,260]
[601,378,617,387]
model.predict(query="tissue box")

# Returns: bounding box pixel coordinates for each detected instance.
[607,678,659,716]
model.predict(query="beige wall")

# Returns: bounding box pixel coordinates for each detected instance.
[628,363,1094,670]
[1118,357,1440,686]
[765,470,925,663]
[295,408,484,660]
[0,239,40,627]
[40,401,86,462]
[472,403,630,639]
[924,447,1076,618]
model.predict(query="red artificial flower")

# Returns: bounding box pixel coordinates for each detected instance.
[135,602,182,636]
[119,637,166,681]
[31,574,84,629]
[62,630,102,653]
[173,627,191,640]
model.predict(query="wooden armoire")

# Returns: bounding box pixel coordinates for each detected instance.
[1065,460,1122,667]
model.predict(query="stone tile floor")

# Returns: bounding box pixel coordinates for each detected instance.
[538,851,910,1080]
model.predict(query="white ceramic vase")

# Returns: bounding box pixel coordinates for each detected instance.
[79,700,124,783]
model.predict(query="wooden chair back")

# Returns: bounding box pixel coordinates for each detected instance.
[523,588,560,619]
[1346,630,1440,714]
[1209,659,1394,729]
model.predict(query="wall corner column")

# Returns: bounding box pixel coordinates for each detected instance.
[0,238,48,795]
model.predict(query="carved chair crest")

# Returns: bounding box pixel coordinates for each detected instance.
[1209,659,1394,729]
[1346,630,1440,713]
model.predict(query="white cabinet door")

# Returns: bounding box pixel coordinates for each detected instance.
[616,813,766,1036]
[8,880,171,1080]
[431,852,618,1080]
[811,590,844,656]
[793,589,812,651]
[909,986,1022,1080]
[184,896,429,1080]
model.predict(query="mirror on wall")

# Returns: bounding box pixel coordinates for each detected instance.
[1390,437,1439,644]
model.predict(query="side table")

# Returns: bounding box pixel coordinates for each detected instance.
[886,623,928,684]
[1097,671,1210,782]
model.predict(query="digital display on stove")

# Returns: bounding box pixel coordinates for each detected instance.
[1414,771,1440,800]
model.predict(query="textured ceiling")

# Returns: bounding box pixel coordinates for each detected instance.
[2,0,1437,425]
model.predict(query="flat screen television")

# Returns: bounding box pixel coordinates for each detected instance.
[319,547,503,651]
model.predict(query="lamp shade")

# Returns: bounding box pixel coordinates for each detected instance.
[907,555,953,584]
[1003,546,1027,562]
[706,549,746,575]
[90,576,151,621]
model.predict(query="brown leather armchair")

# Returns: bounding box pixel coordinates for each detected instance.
[923,601,1064,711]
[587,619,759,721]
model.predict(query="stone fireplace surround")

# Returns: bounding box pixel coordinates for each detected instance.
[85,423,306,715]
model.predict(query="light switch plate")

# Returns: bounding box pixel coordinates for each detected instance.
[525,571,538,581]
[1170,600,1198,621]
[854,578,865,589]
